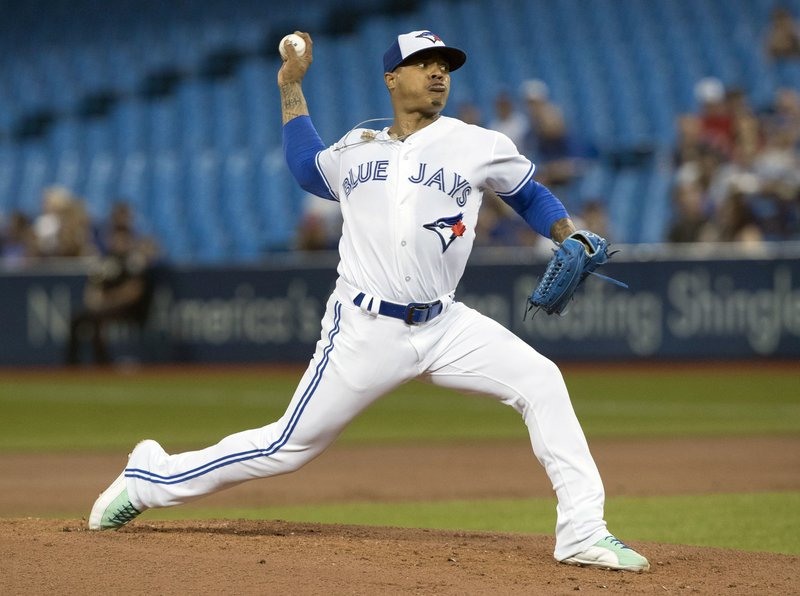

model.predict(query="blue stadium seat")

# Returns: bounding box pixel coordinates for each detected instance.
[111,100,148,156]
[176,81,213,151]
[0,0,794,259]
[241,69,281,151]
[639,161,674,242]
[149,150,196,261]
[257,153,301,251]
[606,168,642,243]
[83,152,118,219]
[51,151,83,203]
[115,152,151,220]
[221,151,263,259]
[210,80,245,152]
[106,46,143,94]
[147,99,180,152]
[47,118,82,156]
[16,147,52,216]
[577,162,614,206]
[0,145,20,216]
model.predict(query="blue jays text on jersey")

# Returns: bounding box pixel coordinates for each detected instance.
[342,160,473,206]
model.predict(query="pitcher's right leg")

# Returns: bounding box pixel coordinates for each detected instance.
[107,295,417,517]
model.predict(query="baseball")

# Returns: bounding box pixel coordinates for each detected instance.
[279,34,306,61]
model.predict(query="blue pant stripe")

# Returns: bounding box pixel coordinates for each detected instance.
[126,301,342,485]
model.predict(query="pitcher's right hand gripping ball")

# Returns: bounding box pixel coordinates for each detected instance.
[279,33,306,61]
[527,230,625,317]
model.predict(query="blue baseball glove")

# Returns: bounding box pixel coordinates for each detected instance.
[526,230,626,317]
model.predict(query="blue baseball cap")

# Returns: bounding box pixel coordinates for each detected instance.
[383,30,467,73]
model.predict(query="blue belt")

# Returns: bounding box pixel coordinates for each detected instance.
[353,293,444,325]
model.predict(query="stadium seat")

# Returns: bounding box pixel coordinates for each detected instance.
[0,0,796,260]
[16,148,52,216]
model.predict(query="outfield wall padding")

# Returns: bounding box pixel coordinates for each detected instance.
[2,247,799,365]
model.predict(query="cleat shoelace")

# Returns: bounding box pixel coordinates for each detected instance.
[604,536,631,550]
[108,502,140,527]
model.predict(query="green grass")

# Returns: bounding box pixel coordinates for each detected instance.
[141,492,800,555]
[3,366,798,555]
[0,366,798,451]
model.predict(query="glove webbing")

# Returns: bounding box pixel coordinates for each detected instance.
[523,267,629,321]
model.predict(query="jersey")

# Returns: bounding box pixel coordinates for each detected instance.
[315,116,535,304]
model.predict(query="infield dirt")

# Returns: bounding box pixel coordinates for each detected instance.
[2,436,799,594]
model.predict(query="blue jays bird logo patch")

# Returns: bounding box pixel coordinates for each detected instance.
[416,31,443,44]
[423,213,466,253]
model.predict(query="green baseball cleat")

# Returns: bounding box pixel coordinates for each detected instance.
[561,535,650,572]
[88,472,143,530]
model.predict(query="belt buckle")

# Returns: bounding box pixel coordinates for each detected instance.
[404,303,428,325]
[404,301,441,325]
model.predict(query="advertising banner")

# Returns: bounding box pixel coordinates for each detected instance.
[2,249,799,366]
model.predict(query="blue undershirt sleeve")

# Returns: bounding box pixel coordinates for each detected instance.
[498,179,570,239]
[282,115,336,201]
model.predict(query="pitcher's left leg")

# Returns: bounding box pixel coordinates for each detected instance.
[418,304,607,560]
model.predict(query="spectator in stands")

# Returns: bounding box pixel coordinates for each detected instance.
[673,139,724,226]
[0,211,37,268]
[706,114,762,210]
[670,84,800,243]
[32,185,72,257]
[65,224,154,366]
[756,116,799,189]
[519,79,581,192]
[673,114,706,167]
[754,109,800,239]
[58,198,98,258]
[108,200,135,235]
[766,6,800,60]
[31,185,99,259]
[99,200,160,262]
[667,180,711,243]
[694,77,734,158]
[763,87,800,148]
[295,193,342,251]
[487,90,528,149]
[700,180,764,245]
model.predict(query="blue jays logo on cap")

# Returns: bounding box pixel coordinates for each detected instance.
[423,213,467,253]
[383,30,467,73]
[415,31,443,44]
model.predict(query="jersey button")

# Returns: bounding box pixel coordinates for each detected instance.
[405,276,411,281]
[401,240,407,246]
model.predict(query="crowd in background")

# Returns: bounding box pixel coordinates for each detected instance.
[669,81,800,244]
[3,5,800,263]
[297,2,800,254]
[0,187,159,269]
[666,5,800,244]
[459,77,605,251]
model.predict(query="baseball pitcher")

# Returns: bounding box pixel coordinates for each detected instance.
[90,30,649,572]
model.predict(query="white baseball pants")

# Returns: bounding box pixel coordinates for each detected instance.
[126,277,608,560]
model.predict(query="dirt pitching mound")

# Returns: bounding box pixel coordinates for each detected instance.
[2,518,797,595]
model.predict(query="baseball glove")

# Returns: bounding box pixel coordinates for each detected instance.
[525,230,627,317]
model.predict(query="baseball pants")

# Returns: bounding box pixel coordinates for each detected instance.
[126,277,608,560]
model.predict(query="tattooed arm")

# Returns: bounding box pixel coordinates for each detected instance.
[280,82,309,124]
[550,218,577,243]
[278,32,313,125]
[279,32,334,200]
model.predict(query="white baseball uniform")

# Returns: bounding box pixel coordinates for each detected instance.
[125,116,609,560]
